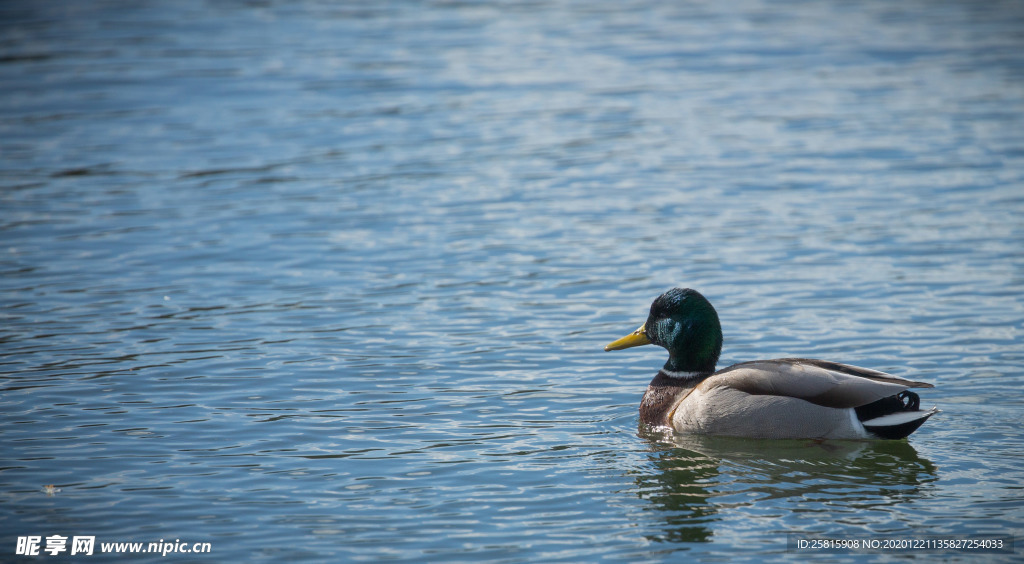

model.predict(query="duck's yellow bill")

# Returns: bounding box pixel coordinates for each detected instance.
[604,324,651,351]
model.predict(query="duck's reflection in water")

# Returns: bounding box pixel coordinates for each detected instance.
[633,426,937,544]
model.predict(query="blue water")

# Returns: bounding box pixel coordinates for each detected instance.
[2,0,1023,561]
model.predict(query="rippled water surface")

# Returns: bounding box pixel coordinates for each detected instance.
[3,0,1023,561]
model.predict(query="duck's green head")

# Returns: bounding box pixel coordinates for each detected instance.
[604,288,723,374]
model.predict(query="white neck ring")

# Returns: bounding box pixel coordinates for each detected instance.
[659,369,703,380]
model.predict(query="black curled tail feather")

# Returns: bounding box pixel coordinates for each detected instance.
[855,391,919,422]
[902,390,920,410]
[857,391,934,440]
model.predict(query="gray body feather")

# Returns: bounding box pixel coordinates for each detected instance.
[649,359,937,439]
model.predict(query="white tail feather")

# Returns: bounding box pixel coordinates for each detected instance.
[862,407,940,428]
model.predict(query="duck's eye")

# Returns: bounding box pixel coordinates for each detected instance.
[649,318,683,343]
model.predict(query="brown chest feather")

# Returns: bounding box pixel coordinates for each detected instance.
[639,374,696,426]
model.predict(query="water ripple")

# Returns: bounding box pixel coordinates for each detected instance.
[2,0,1024,561]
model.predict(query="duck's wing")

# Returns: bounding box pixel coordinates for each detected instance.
[706,358,933,409]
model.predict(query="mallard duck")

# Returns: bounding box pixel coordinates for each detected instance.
[605,288,938,440]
